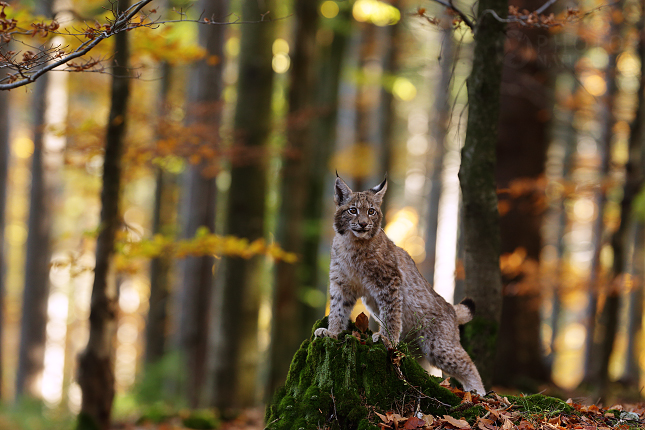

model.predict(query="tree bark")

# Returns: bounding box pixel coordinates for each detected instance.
[145,63,176,365]
[76,0,130,427]
[423,18,454,284]
[0,70,9,400]
[16,73,51,400]
[269,0,319,395]
[458,0,507,388]
[299,7,351,340]
[492,0,553,388]
[15,0,56,399]
[582,0,625,392]
[175,0,227,407]
[212,0,275,409]
[612,1,645,388]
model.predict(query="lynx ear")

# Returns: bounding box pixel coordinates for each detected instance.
[370,176,387,205]
[335,175,353,206]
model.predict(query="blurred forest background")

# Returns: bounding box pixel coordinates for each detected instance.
[1,0,645,428]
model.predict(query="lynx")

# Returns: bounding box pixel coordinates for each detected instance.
[314,175,485,394]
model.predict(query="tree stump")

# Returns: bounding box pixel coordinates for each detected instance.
[265,317,463,429]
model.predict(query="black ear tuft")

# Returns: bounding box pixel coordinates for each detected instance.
[370,176,387,194]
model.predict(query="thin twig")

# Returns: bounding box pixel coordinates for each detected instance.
[431,0,475,29]
[535,0,558,14]
[0,0,291,90]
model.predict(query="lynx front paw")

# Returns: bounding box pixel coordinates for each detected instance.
[314,328,337,339]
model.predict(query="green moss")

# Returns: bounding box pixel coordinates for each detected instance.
[507,394,573,421]
[181,409,219,429]
[454,405,487,424]
[266,318,460,429]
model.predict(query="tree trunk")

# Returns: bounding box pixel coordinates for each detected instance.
[582,0,625,392]
[376,8,402,213]
[457,0,507,388]
[16,73,50,400]
[145,63,176,365]
[613,2,645,388]
[269,0,319,395]
[299,7,351,340]
[423,18,454,284]
[492,0,553,389]
[175,0,227,408]
[212,0,275,409]
[15,0,56,399]
[76,0,130,427]
[0,71,9,400]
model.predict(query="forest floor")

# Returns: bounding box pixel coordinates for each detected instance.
[118,389,645,430]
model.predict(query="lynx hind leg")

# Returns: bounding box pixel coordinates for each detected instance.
[422,341,485,394]
[314,287,357,339]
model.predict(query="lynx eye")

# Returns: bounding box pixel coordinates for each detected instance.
[348,207,358,215]
[368,208,376,216]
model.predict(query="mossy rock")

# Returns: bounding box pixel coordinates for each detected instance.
[265,317,461,429]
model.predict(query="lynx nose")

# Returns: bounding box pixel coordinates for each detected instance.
[358,221,368,228]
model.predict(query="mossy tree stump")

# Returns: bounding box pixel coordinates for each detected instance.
[265,318,462,429]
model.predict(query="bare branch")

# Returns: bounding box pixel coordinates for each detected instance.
[430,0,475,29]
[534,0,558,15]
[0,0,289,90]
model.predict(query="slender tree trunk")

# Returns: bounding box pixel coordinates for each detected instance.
[613,2,645,388]
[145,62,175,365]
[145,6,176,366]
[621,222,643,384]
[377,6,402,213]
[15,0,55,399]
[299,7,351,339]
[16,73,50,399]
[353,23,379,193]
[423,18,454,284]
[212,0,275,409]
[582,0,625,392]
[0,73,9,400]
[269,0,319,395]
[175,0,227,407]
[457,0,507,388]
[493,0,553,389]
[76,1,130,427]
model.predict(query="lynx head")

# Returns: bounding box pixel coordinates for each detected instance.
[333,175,387,239]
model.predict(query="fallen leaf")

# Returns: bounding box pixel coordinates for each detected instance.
[404,416,426,429]
[463,392,472,404]
[443,415,471,429]
[440,378,452,388]
[375,411,389,423]
[356,312,369,333]
[422,414,435,426]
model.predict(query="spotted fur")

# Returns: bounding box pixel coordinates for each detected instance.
[314,176,485,394]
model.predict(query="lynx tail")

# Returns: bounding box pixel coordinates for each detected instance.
[453,298,476,325]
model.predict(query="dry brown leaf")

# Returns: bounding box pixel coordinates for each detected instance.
[440,378,452,388]
[375,411,389,423]
[404,416,427,429]
[502,418,513,430]
[463,392,472,404]
[517,419,535,430]
[356,312,369,333]
[443,415,471,429]
[422,414,435,426]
